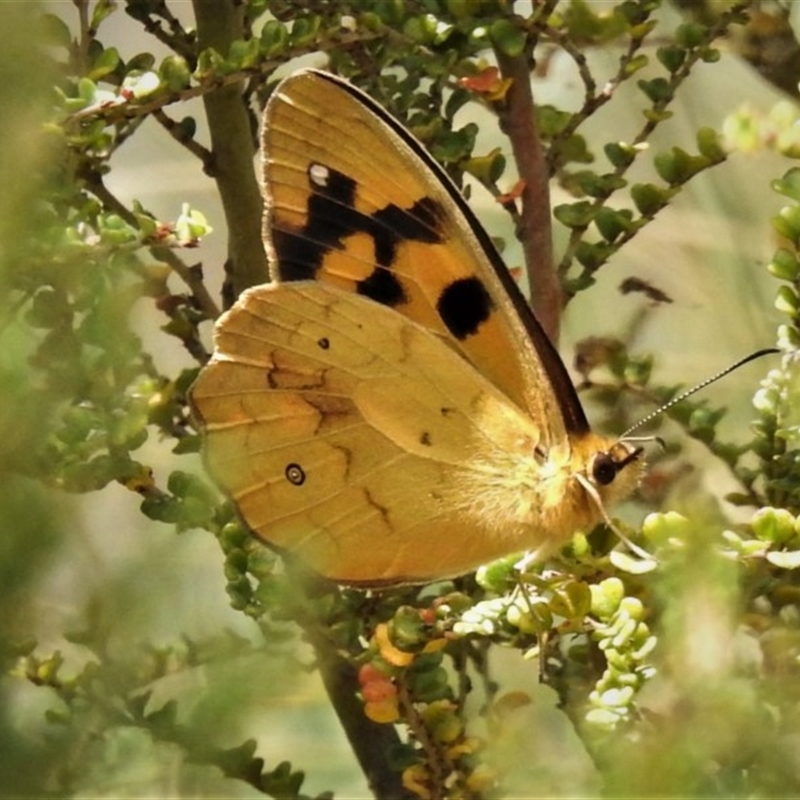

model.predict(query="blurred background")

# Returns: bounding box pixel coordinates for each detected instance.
[2,2,797,797]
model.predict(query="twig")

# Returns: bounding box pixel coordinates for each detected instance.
[152,107,214,170]
[66,28,382,127]
[555,1,752,291]
[191,0,267,298]
[82,169,221,321]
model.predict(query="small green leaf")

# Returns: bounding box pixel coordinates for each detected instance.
[604,142,636,169]
[573,170,627,198]
[594,207,634,242]
[575,240,615,270]
[768,249,800,282]
[126,51,156,72]
[630,183,669,216]
[641,511,690,545]
[39,13,72,48]
[227,37,260,70]
[159,55,191,92]
[141,493,183,523]
[772,168,800,202]
[675,22,707,48]
[590,577,625,620]
[464,148,505,184]
[489,18,526,57]
[404,13,438,44]
[637,77,673,104]
[751,507,797,544]
[374,0,405,26]
[475,554,519,592]
[616,0,658,26]
[289,15,321,47]
[194,47,226,79]
[90,0,117,30]
[773,205,800,246]
[642,108,674,123]
[536,105,572,137]
[550,580,591,619]
[446,0,485,18]
[622,53,649,77]
[696,126,726,161]
[554,201,595,228]
[88,46,121,80]
[656,45,686,73]
[775,285,799,315]
[654,147,707,186]
[260,19,288,56]
[77,76,98,104]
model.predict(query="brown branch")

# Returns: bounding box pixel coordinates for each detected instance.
[191,0,268,300]
[494,49,561,343]
[285,570,415,800]
[125,0,197,61]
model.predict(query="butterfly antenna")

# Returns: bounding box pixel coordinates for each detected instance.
[622,347,781,438]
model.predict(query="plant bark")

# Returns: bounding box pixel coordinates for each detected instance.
[192,0,268,304]
[495,49,561,344]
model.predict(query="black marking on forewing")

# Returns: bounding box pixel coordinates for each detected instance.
[275,158,446,315]
[437,277,494,340]
[273,167,361,280]
[297,71,592,436]
[356,198,444,306]
[357,268,406,306]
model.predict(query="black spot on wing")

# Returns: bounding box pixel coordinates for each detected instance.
[436,277,494,340]
[357,268,406,306]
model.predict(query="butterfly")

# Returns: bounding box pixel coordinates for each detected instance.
[188,69,644,586]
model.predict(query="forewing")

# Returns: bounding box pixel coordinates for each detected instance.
[262,69,588,445]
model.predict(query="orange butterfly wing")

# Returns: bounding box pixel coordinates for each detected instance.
[261,69,589,446]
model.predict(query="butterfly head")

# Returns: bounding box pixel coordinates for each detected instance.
[573,434,645,511]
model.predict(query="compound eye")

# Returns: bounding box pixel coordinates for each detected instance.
[592,452,618,486]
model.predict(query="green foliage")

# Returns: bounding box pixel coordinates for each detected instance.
[4,0,800,798]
